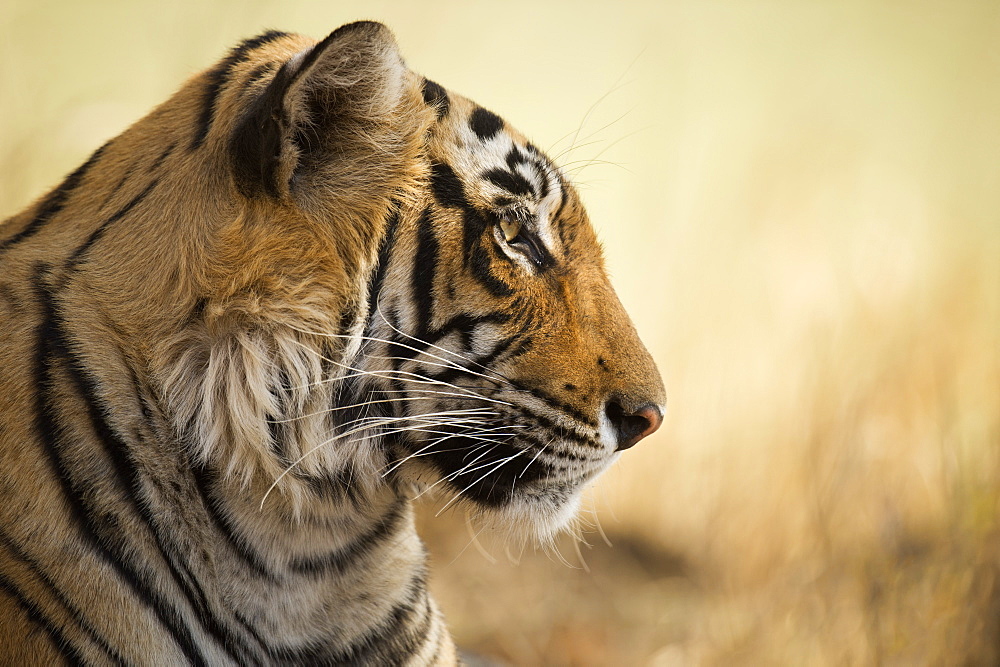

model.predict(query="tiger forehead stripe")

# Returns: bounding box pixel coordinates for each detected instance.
[469,107,504,141]
[482,144,556,201]
[421,79,450,119]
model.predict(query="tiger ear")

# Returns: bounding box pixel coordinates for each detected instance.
[229,21,423,217]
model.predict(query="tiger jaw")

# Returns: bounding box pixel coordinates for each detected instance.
[347,344,638,536]
[395,424,615,505]
[391,431,616,540]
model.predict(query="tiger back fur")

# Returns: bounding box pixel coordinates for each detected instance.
[0,22,665,665]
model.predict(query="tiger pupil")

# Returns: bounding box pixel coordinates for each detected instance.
[500,218,522,243]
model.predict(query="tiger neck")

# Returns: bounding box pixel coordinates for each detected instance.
[187,465,444,660]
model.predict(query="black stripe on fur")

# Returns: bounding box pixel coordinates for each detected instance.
[365,205,402,330]
[47,292,264,664]
[411,207,439,338]
[0,527,127,665]
[32,265,210,667]
[0,571,87,664]
[288,500,406,576]
[191,30,290,151]
[65,178,159,271]
[322,567,431,665]
[0,142,108,257]
[189,466,276,581]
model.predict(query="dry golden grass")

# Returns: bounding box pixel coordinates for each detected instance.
[3,1,998,664]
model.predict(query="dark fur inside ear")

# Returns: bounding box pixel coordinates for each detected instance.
[229,63,295,199]
[227,21,414,204]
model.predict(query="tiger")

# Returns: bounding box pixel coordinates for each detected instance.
[0,21,665,665]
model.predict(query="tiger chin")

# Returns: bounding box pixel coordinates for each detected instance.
[0,21,664,665]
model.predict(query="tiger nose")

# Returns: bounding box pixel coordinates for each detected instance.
[604,399,664,451]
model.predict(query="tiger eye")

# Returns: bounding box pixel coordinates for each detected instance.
[499,218,522,242]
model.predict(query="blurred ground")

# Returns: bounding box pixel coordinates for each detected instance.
[3,1,999,664]
[418,511,697,666]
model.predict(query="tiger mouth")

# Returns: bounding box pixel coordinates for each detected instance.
[385,421,612,512]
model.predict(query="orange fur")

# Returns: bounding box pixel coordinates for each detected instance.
[0,21,660,663]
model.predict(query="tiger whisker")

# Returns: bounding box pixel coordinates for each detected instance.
[303,366,511,406]
[444,446,520,483]
[382,431,515,471]
[375,386,526,396]
[411,444,504,501]
[288,352,515,407]
[439,511,496,567]
[380,441,442,478]
[362,353,507,389]
[356,418,518,441]
[347,369,513,406]
[360,344,509,390]
[520,437,552,479]
[557,108,633,161]
[265,395,496,424]
[434,449,527,517]
[282,337,499,396]
[560,158,630,172]
[286,320,515,389]
[561,128,644,178]
[338,409,498,431]
[549,138,612,165]
[380,426,519,478]
[552,50,640,160]
[340,412,501,432]
[374,305,517,386]
[415,454,498,506]
[344,424,510,454]
[381,440,499,475]
[349,422,503,438]
[260,408,508,508]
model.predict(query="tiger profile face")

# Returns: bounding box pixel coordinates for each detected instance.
[357,91,666,535]
[199,22,666,539]
[151,21,667,541]
[0,20,664,663]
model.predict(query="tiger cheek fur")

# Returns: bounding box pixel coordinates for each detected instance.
[0,20,663,665]
[365,94,665,535]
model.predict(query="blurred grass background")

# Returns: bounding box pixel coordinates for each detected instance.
[3,1,998,664]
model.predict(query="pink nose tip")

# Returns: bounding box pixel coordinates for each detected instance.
[605,401,664,451]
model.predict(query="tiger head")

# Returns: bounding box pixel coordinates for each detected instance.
[155,22,664,540]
